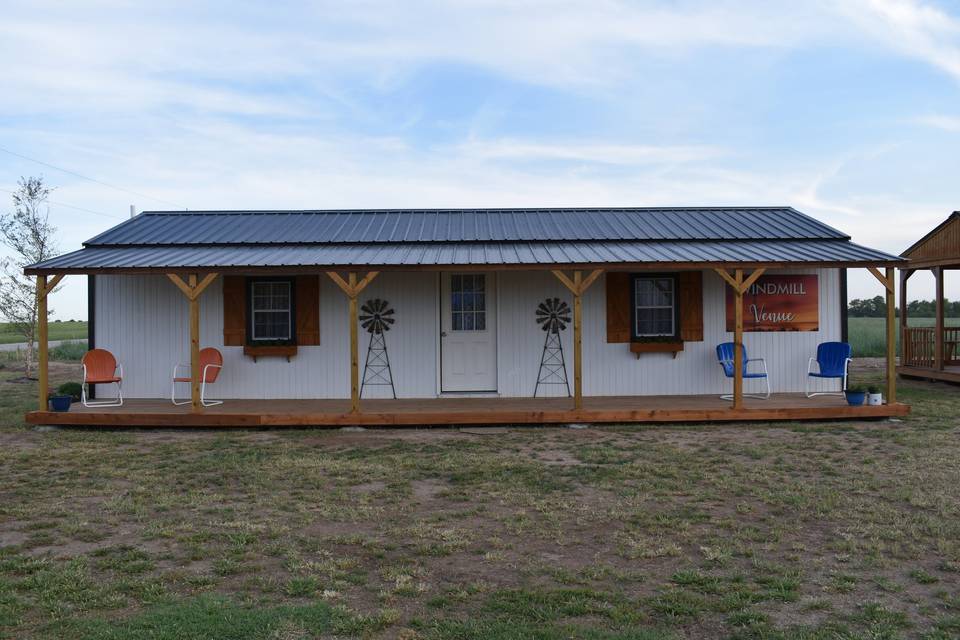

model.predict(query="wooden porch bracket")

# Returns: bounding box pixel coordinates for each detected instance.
[36,273,67,411]
[552,269,604,410]
[167,273,220,411]
[714,267,767,410]
[326,271,380,413]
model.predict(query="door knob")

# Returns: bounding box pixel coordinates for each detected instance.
[441,331,447,337]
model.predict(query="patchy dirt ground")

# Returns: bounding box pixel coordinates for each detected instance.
[0,366,958,639]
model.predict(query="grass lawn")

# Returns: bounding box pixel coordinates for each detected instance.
[1,362,959,639]
[848,316,960,358]
[0,321,87,345]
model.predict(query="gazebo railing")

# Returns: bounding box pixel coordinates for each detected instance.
[902,326,960,369]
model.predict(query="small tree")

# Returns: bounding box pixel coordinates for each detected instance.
[0,177,58,378]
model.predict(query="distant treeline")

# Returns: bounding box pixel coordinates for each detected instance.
[848,296,959,317]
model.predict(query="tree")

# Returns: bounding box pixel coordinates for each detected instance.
[0,177,58,378]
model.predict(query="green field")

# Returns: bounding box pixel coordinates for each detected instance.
[848,316,960,358]
[1,365,959,639]
[0,321,87,345]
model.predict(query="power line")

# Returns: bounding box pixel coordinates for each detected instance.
[0,187,124,220]
[0,145,186,209]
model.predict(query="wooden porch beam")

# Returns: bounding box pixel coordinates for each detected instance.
[733,269,744,410]
[166,272,220,411]
[739,267,767,293]
[326,271,380,413]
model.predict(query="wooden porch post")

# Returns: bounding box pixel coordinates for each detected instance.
[713,268,766,410]
[934,266,945,371]
[35,273,65,411]
[869,267,897,403]
[166,273,219,411]
[887,267,897,403]
[37,275,48,411]
[552,269,603,411]
[733,269,744,410]
[326,271,379,413]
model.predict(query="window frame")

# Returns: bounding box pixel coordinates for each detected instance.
[449,273,488,332]
[246,277,297,345]
[630,273,680,341]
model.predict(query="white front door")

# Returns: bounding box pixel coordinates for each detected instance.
[440,272,497,392]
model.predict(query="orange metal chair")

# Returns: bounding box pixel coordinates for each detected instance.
[81,349,124,407]
[171,347,223,406]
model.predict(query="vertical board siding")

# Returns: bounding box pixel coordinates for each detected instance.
[97,268,841,400]
[95,273,437,399]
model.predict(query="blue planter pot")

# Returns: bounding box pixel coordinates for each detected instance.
[844,391,866,406]
[48,395,72,412]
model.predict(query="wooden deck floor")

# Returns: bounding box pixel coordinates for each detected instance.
[898,365,960,385]
[27,394,910,428]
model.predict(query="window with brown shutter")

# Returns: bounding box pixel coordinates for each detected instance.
[606,270,704,350]
[221,275,320,347]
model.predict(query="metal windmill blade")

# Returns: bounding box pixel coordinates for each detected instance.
[359,298,395,334]
[535,297,571,334]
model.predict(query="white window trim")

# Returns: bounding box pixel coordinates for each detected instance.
[250,280,293,341]
[634,276,676,338]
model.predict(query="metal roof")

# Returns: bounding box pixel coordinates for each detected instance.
[28,239,900,273]
[84,207,849,246]
[25,207,903,274]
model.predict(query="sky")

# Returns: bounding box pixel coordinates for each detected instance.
[1,0,958,319]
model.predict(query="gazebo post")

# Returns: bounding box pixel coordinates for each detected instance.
[869,267,897,404]
[934,266,945,371]
[714,267,766,410]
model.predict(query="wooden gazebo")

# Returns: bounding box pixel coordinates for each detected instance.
[899,211,960,383]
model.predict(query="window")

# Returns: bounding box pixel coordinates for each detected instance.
[249,279,295,343]
[450,274,486,331]
[632,275,678,339]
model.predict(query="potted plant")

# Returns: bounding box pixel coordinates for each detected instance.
[844,384,867,406]
[866,385,883,406]
[48,382,82,412]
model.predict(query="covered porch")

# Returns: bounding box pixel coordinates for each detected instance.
[26,392,908,427]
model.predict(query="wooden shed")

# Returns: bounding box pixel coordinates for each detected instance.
[899,211,960,383]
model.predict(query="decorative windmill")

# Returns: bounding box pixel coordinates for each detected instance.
[534,297,571,398]
[359,298,397,399]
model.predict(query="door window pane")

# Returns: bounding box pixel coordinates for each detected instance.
[450,274,486,331]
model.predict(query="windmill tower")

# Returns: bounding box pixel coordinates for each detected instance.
[534,297,571,398]
[359,298,397,399]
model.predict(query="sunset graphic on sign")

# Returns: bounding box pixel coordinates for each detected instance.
[725,274,819,332]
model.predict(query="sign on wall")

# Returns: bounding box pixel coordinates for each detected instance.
[725,274,819,332]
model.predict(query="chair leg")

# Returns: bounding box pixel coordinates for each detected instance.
[200,379,222,407]
[82,381,123,407]
[171,379,190,406]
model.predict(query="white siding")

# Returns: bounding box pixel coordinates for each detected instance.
[95,268,842,399]
[94,273,438,399]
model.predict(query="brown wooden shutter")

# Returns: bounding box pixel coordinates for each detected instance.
[295,275,320,345]
[678,271,704,342]
[605,272,631,343]
[222,276,246,346]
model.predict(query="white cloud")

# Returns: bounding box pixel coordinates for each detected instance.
[916,114,960,131]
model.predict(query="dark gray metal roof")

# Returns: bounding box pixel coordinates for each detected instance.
[84,207,849,246]
[29,239,900,273]
[25,207,903,273]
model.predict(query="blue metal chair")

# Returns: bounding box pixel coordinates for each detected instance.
[716,342,770,400]
[805,342,852,398]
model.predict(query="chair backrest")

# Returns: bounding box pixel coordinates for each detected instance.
[816,342,852,377]
[199,347,223,383]
[716,342,747,378]
[82,349,118,381]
